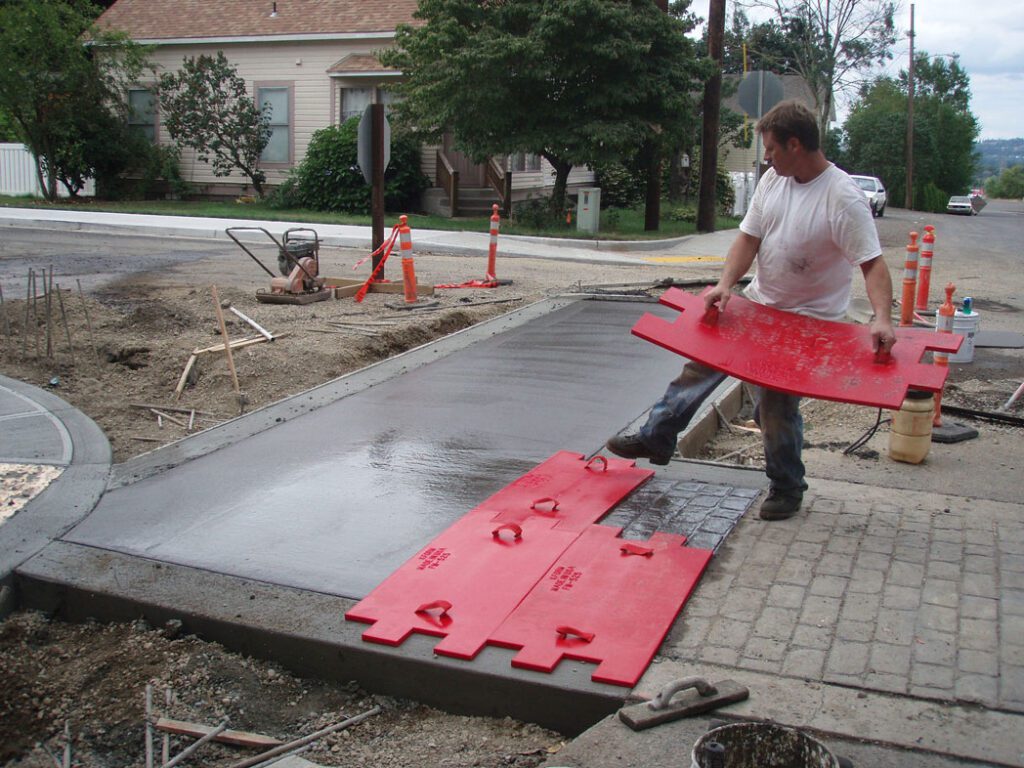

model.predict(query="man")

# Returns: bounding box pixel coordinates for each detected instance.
[607,100,895,521]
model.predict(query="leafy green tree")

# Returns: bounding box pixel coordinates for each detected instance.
[0,0,151,200]
[985,165,1024,200]
[156,52,271,198]
[739,0,897,144]
[381,0,709,212]
[842,53,979,206]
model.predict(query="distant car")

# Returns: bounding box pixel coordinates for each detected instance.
[946,195,976,215]
[850,175,887,217]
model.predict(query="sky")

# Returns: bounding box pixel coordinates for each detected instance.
[897,0,1023,141]
[691,0,1023,141]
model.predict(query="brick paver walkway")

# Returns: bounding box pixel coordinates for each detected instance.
[665,478,1024,712]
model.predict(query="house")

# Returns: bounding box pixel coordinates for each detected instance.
[95,0,595,215]
[719,73,836,175]
[717,73,835,215]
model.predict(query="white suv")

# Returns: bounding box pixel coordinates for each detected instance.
[850,175,887,218]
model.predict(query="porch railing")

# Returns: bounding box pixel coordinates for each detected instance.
[435,149,459,218]
[485,157,512,216]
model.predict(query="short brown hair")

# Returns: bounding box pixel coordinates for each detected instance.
[757,100,820,152]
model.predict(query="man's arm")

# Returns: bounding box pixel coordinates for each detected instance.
[860,255,896,353]
[704,231,760,312]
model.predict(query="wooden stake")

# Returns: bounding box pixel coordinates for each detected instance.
[55,283,75,364]
[77,279,99,364]
[63,720,71,768]
[162,719,229,768]
[173,354,198,401]
[145,684,155,768]
[155,718,282,749]
[0,283,10,350]
[32,269,41,358]
[149,408,188,428]
[129,403,219,417]
[223,706,381,768]
[228,305,274,341]
[211,286,244,413]
[162,689,171,766]
[23,269,32,359]
[45,267,54,359]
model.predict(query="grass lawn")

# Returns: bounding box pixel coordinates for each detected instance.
[0,195,739,241]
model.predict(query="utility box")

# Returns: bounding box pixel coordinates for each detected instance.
[577,187,601,234]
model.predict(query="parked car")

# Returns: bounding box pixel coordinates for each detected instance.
[946,195,976,215]
[850,175,887,217]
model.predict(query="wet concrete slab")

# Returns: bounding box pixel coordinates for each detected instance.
[62,298,689,598]
[14,297,769,732]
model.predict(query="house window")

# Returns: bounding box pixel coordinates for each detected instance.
[257,86,291,164]
[340,87,394,123]
[508,153,541,173]
[128,88,157,141]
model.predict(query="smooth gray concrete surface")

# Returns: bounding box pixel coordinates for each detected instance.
[0,375,110,581]
[62,299,686,599]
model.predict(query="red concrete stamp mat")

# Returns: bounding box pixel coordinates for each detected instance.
[345,451,713,686]
[631,287,962,409]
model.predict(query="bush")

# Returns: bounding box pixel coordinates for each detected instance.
[512,195,574,230]
[285,117,429,214]
[915,182,947,214]
[667,205,697,223]
[593,162,644,209]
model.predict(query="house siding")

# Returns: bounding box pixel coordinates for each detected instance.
[146,39,393,193]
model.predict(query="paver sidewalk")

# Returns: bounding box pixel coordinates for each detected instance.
[660,476,1024,712]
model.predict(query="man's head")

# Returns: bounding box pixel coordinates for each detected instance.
[756,100,824,181]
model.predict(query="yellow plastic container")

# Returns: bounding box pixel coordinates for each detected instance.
[889,389,935,464]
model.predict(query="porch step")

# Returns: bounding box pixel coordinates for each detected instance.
[422,187,501,218]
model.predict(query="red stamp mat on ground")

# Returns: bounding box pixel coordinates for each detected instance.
[488,525,711,687]
[632,287,962,409]
[345,451,713,686]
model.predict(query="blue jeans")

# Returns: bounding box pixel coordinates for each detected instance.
[639,361,807,493]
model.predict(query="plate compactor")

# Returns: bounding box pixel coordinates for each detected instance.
[226,226,333,305]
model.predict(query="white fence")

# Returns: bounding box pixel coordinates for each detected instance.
[0,143,94,197]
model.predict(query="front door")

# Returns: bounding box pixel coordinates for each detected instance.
[442,133,487,186]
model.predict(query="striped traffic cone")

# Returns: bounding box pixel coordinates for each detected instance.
[900,232,919,327]
[399,215,418,304]
[915,225,935,311]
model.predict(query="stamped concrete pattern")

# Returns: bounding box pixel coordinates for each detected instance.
[662,477,1024,714]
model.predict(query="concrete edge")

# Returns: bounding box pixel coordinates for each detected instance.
[0,376,111,589]
[109,295,580,488]
[14,539,627,735]
[632,660,1024,767]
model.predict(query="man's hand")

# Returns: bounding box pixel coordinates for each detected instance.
[871,317,897,356]
[704,283,733,313]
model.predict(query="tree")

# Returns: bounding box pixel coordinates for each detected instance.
[0,0,151,200]
[843,53,979,205]
[985,165,1024,200]
[157,53,271,198]
[381,0,709,214]
[739,0,897,144]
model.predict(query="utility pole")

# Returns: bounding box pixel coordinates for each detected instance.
[904,3,915,210]
[697,0,726,232]
[643,0,670,230]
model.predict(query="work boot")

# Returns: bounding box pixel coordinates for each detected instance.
[759,488,803,520]
[605,433,673,466]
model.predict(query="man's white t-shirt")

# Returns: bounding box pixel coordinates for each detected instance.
[739,164,881,321]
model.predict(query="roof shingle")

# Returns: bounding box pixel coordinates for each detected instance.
[95,0,420,40]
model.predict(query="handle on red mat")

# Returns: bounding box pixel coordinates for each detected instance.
[415,600,451,617]
[556,625,595,643]
[585,455,609,472]
[492,523,523,541]
[620,542,654,557]
[531,497,560,513]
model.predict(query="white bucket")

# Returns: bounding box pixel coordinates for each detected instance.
[691,722,841,767]
[949,309,980,363]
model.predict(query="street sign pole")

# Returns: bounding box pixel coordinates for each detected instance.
[371,102,386,266]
